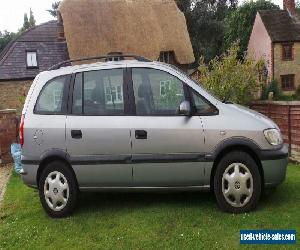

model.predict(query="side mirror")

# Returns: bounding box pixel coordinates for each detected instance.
[178,101,191,116]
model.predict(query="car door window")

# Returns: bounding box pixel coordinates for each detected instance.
[132,68,185,115]
[189,87,218,115]
[35,76,67,114]
[72,69,124,115]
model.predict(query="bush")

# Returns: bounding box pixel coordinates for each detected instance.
[293,85,300,100]
[262,80,299,101]
[198,42,264,105]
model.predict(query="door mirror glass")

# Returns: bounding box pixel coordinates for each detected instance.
[178,101,191,116]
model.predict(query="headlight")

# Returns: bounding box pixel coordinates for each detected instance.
[263,129,283,146]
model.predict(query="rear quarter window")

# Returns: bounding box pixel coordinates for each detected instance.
[34,75,69,114]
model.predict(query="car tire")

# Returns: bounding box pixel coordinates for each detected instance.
[39,160,78,218]
[213,151,261,213]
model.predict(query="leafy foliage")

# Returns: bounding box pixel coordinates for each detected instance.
[0,31,16,54]
[199,43,264,105]
[47,2,61,18]
[262,81,300,101]
[223,0,279,58]
[20,9,36,32]
[21,13,30,32]
[29,8,36,27]
[176,0,237,62]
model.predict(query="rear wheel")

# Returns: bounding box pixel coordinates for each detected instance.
[213,151,261,213]
[39,161,78,218]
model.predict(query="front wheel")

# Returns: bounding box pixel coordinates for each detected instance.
[213,151,261,213]
[39,161,78,218]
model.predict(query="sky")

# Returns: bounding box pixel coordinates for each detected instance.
[0,0,284,33]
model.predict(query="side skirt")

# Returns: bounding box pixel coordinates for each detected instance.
[79,185,211,192]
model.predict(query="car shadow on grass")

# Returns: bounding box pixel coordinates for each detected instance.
[75,191,217,214]
[73,185,288,216]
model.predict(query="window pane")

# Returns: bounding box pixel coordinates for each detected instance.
[132,68,185,115]
[190,88,215,115]
[27,52,37,67]
[282,44,293,60]
[36,76,66,113]
[281,75,294,90]
[82,69,124,115]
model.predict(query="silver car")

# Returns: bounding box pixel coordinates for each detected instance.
[20,55,288,217]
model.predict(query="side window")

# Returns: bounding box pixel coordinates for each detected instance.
[132,68,185,115]
[35,76,67,114]
[190,88,217,115]
[72,69,124,115]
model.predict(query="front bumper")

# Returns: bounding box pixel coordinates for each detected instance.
[260,145,289,187]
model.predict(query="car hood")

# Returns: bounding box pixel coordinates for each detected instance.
[225,103,279,130]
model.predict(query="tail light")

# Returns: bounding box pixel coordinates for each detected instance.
[19,115,24,147]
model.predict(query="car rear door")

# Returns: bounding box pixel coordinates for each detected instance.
[128,66,208,187]
[66,66,133,188]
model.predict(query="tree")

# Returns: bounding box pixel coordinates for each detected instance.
[198,42,264,105]
[0,31,16,54]
[47,1,61,18]
[21,13,30,32]
[223,0,279,58]
[20,9,36,32]
[29,8,36,27]
[176,0,238,63]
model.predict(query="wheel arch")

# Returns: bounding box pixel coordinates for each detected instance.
[209,138,264,191]
[36,149,78,188]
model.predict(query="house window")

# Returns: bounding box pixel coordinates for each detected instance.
[26,51,38,68]
[105,85,123,104]
[159,51,173,64]
[281,74,295,90]
[282,43,293,60]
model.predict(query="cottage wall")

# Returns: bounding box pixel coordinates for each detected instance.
[0,80,32,114]
[274,42,300,93]
[247,13,273,80]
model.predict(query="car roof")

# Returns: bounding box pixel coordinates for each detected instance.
[41,59,176,79]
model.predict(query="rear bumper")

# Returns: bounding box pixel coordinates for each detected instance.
[260,145,289,187]
[20,163,38,188]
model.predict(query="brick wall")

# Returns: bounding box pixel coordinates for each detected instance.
[0,109,17,164]
[0,80,32,114]
[251,101,300,161]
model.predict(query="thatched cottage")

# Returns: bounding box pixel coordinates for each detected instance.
[58,0,194,67]
[248,0,300,94]
[0,0,195,112]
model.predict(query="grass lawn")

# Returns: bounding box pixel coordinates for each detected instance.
[0,164,299,249]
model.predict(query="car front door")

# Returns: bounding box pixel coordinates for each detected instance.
[66,67,132,188]
[129,67,208,187]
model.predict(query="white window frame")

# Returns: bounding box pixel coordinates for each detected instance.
[26,51,38,68]
[105,84,123,104]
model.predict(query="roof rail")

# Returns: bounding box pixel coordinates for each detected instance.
[48,54,152,70]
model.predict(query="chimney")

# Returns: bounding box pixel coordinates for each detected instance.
[283,0,296,14]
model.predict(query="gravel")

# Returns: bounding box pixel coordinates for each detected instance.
[0,164,12,205]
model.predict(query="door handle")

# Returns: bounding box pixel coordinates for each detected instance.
[135,130,147,140]
[71,130,82,139]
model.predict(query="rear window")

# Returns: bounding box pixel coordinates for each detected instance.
[35,76,68,114]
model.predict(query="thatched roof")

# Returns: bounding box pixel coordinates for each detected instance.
[58,0,195,64]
